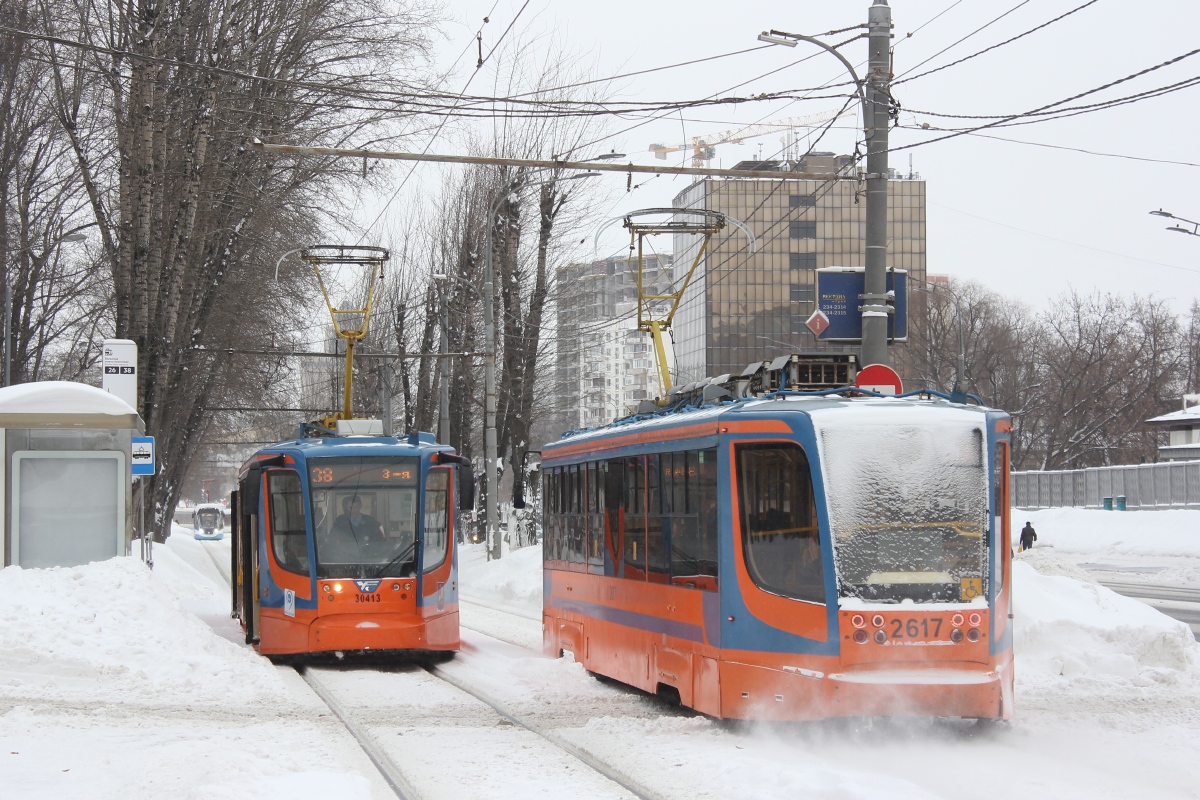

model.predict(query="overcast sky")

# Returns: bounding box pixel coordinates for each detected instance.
[352,0,1200,317]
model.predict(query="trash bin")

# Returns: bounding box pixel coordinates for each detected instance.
[1103,497,1113,510]
[1115,495,1126,511]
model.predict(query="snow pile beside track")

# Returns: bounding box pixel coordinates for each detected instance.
[1017,507,1200,558]
[1013,561,1200,689]
[458,541,543,615]
[0,556,286,705]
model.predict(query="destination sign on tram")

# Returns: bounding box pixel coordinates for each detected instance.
[309,459,418,485]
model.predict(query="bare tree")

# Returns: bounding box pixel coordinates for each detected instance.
[46,0,436,537]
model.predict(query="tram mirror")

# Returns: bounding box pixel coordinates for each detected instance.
[513,483,526,510]
[458,465,475,511]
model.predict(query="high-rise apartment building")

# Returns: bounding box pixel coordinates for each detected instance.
[672,153,926,382]
[554,254,674,431]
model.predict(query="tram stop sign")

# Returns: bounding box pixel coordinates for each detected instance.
[855,364,903,396]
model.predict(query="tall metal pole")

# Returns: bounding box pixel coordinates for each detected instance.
[861,0,893,367]
[438,281,450,445]
[484,194,502,561]
[378,363,393,436]
[3,279,10,387]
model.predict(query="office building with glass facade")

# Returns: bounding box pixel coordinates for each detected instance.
[672,157,925,383]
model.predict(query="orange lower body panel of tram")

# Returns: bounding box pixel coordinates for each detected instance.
[543,570,1011,721]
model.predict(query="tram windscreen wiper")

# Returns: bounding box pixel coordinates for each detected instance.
[373,543,415,578]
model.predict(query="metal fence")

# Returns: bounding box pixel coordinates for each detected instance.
[1012,461,1200,509]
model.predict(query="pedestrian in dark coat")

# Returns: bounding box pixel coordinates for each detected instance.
[1020,521,1037,551]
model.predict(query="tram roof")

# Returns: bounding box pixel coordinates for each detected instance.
[241,434,452,472]
[550,393,998,452]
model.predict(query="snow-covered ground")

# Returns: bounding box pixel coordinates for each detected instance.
[3,509,1200,798]
[1016,507,1200,586]
[0,530,393,799]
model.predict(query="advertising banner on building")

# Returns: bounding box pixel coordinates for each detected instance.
[815,267,908,342]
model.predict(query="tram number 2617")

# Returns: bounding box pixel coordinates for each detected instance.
[890,618,942,639]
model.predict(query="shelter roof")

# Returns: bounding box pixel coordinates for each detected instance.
[0,381,143,431]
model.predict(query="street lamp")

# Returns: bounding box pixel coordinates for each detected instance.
[758,1,894,369]
[483,170,600,560]
[432,272,451,446]
[5,232,88,387]
[1149,209,1200,238]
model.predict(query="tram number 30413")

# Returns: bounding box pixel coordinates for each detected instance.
[354,594,382,603]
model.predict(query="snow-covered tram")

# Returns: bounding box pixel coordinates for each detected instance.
[231,432,473,658]
[541,381,1014,721]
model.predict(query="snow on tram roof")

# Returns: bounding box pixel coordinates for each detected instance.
[554,393,997,447]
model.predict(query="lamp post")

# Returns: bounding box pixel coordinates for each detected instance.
[1149,209,1200,238]
[4,232,88,386]
[758,0,894,367]
[483,169,600,560]
[432,271,451,445]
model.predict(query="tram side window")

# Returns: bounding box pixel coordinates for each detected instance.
[669,450,718,590]
[551,467,565,563]
[646,455,668,581]
[268,471,309,575]
[624,457,647,576]
[587,462,604,571]
[423,469,449,573]
[736,443,824,603]
[567,465,586,564]
[604,459,624,577]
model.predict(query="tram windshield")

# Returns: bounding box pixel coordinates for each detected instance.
[818,412,989,603]
[308,456,420,579]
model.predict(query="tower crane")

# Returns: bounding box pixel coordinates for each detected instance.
[649,109,853,167]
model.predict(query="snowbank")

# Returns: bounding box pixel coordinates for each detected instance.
[458,541,543,615]
[1016,507,1200,558]
[1013,561,1200,689]
[0,555,286,705]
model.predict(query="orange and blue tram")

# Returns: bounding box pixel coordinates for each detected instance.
[231,432,472,658]
[542,393,1014,720]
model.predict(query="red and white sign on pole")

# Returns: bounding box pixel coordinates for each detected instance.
[855,364,903,395]
[805,309,831,337]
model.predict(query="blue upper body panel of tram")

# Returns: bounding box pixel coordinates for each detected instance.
[543,394,1013,658]
[245,432,459,612]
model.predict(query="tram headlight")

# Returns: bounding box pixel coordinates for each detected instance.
[951,613,964,627]
[966,628,981,642]
[968,612,982,627]
[871,614,885,628]
[333,582,344,593]
[851,614,866,629]
[392,583,400,591]
[853,629,869,644]
[873,630,887,644]
[950,628,964,643]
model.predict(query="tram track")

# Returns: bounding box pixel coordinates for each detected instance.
[423,662,665,800]
[299,667,421,800]
[298,656,662,800]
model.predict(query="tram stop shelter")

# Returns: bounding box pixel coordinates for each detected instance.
[0,381,143,568]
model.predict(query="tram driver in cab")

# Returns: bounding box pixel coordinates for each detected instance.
[331,494,385,552]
